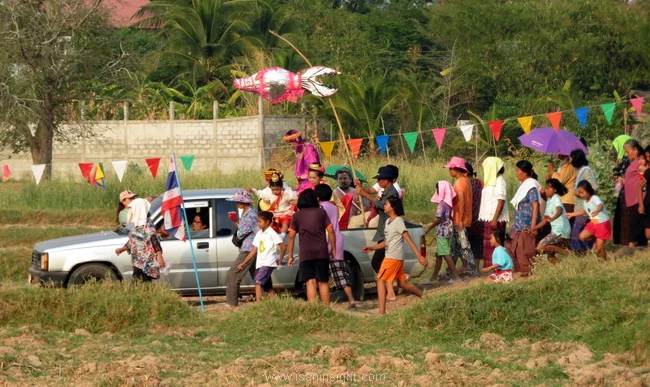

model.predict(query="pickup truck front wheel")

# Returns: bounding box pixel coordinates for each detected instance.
[68,263,117,286]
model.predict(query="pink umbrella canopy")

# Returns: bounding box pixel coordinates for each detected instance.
[518,127,588,155]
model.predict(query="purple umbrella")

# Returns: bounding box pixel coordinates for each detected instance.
[518,127,588,156]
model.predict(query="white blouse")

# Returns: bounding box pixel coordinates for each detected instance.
[478,175,510,222]
[252,186,297,215]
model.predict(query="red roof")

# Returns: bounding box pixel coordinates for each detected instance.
[103,0,150,27]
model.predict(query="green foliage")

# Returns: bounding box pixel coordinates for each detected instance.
[588,141,618,211]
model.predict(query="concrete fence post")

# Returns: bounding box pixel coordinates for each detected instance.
[80,101,86,120]
[169,101,175,121]
[123,101,129,122]
[213,101,219,169]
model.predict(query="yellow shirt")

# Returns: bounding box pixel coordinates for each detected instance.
[552,161,576,206]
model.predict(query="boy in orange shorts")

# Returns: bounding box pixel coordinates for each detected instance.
[362,197,428,314]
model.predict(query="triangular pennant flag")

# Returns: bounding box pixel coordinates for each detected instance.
[546,111,562,132]
[112,160,127,182]
[319,142,335,158]
[600,103,615,125]
[402,132,418,153]
[432,128,446,150]
[145,158,161,179]
[375,135,389,155]
[2,164,10,182]
[32,164,45,185]
[459,124,474,142]
[517,116,533,134]
[488,120,504,141]
[180,155,195,171]
[574,107,589,128]
[630,97,644,117]
[78,162,94,184]
[94,163,105,189]
[347,138,363,159]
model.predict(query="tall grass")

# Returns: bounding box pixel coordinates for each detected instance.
[397,253,650,355]
[0,282,203,333]
[0,254,647,358]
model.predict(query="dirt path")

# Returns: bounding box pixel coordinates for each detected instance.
[182,274,520,316]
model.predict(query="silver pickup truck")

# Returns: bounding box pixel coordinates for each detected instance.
[28,189,427,299]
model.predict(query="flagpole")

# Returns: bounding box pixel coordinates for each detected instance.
[172,152,205,312]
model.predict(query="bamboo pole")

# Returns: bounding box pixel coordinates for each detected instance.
[269,31,367,226]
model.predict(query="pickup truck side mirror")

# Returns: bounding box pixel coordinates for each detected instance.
[216,228,233,236]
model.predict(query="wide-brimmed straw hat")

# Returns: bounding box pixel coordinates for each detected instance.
[119,190,138,202]
[443,156,467,171]
[226,189,253,204]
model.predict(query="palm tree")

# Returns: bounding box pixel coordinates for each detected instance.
[136,0,255,87]
[328,75,399,150]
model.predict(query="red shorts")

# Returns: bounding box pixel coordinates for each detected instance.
[584,220,612,241]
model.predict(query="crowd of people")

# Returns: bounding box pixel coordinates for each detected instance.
[115,130,650,314]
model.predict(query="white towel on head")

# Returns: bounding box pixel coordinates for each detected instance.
[127,198,151,227]
[510,178,542,209]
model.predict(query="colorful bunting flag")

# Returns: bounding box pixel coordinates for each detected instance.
[347,138,363,159]
[78,162,94,184]
[432,128,446,150]
[94,163,105,189]
[630,97,644,117]
[180,155,196,171]
[146,158,161,179]
[600,103,615,125]
[517,116,533,134]
[32,164,45,185]
[488,120,504,141]
[402,132,418,153]
[2,164,10,182]
[574,107,589,128]
[112,160,127,182]
[547,111,562,132]
[459,124,474,142]
[375,135,389,155]
[319,142,335,158]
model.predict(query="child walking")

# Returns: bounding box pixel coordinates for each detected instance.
[314,184,357,309]
[567,180,612,260]
[482,231,514,283]
[531,178,571,260]
[362,197,428,315]
[425,181,461,283]
[237,211,286,301]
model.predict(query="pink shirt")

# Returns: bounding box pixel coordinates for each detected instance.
[321,201,344,260]
[624,159,640,207]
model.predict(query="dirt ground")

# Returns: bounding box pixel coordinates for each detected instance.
[1,326,647,386]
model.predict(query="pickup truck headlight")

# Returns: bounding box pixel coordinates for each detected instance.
[40,253,49,271]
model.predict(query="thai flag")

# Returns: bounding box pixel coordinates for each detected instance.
[162,158,186,241]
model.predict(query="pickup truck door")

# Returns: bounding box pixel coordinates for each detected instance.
[160,200,219,293]
[214,199,254,291]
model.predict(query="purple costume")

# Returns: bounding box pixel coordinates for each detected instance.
[294,143,320,194]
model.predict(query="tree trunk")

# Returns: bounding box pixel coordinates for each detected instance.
[29,95,56,181]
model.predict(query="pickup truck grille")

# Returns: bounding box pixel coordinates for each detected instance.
[31,250,41,269]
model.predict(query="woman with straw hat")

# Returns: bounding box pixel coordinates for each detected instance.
[225,189,259,307]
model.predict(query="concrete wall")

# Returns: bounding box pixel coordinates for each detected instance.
[1,115,305,179]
